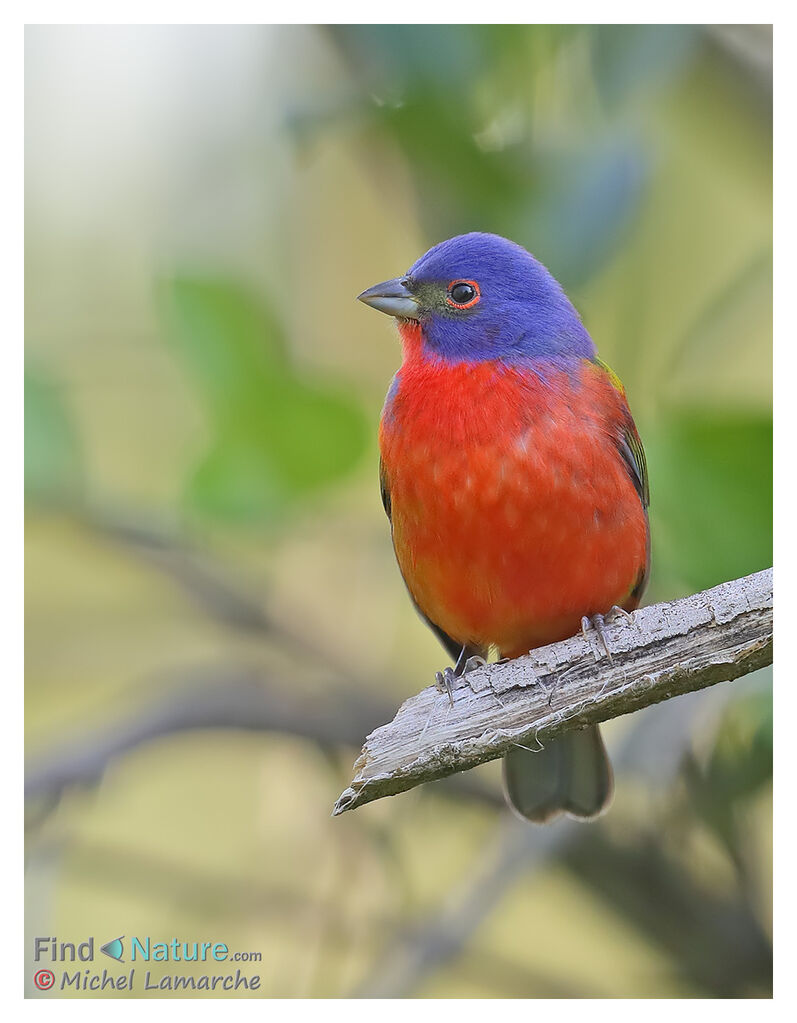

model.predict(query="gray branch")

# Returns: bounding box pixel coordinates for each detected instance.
[333,569,773,816]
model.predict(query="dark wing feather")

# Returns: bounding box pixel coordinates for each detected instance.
[618,418,650,607]
[593,357,650,511]
[379,456,392,520]
[618,420,650,510]
[593,358,651,606]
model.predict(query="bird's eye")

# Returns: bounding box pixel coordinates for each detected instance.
[446,280,480,309]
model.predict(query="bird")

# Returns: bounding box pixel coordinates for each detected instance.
[357,232,650,823]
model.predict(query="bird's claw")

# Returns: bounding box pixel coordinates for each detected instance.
[435,666,456,707]
[581,613,613,662]
[435,651,487,707]
[580,606,633,662]
[462,655,487,674]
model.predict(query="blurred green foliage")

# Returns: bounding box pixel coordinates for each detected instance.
[328,25,656,286]
[647,412,772,593]
[163,278,368,522]
[25,24,771,999]
[702,690,773,820]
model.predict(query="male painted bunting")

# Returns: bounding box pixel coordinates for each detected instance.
[358,233,649,822]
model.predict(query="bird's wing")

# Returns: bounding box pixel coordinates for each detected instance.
[593,358,650,607]
[593,357,650,511]
[618,417,650,510]
[378,455,392,519]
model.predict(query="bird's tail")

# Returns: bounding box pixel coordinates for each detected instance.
[502,725,614,823]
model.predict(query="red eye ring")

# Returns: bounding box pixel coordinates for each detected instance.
[446,279,481,309]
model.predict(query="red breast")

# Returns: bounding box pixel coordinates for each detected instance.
[379,323,649,657]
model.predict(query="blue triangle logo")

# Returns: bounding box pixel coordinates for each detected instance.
[100,936,124,962]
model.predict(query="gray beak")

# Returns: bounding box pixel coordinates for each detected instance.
[357,277,420,319]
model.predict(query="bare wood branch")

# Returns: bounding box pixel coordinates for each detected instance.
[333,569,773,817]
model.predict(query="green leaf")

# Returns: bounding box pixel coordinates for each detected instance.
[185,442,288,523]
[164,277,288,417]
[162,277,369,523]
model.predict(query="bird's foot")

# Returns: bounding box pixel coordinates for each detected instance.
[581,613,613,662]
[581,606,633,662]
[434,667,457,708]
[461,655,487,675]
[434,649,487,707]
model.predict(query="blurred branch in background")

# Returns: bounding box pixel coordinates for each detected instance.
[356,816,581,997]
[78,502,384,683]
[335,570,772,815]
[25,667,386,801]
[24,664,501,810]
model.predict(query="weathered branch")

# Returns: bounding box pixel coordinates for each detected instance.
[333,569,773,816]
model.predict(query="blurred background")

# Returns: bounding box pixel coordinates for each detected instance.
[25,25,772,998]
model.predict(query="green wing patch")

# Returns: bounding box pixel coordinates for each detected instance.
[593,355,626,396]
[593,356,650,510]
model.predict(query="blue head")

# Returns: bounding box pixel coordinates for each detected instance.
[358,232,595,364]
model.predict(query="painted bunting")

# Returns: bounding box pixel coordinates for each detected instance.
[358,233,649,822]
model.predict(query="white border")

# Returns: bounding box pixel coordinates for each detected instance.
[11,10,786,1016]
